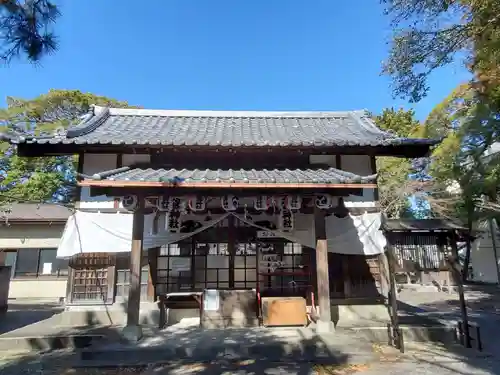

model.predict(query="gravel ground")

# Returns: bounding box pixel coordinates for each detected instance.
[1,344,498,375]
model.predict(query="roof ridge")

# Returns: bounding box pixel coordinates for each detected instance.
[95,105,362,118]
[66,106,110,138]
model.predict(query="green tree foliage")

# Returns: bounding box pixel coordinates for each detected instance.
[382,0,500,104]
[374,108,425,218]
[0,89,133,204]
[0,0,59,62]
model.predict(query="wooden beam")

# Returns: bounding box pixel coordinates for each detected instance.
[314,206,334,333]
[113,154,123,209]
[370,156,379,201]
[79,179,377,190]
[17,142,436,158]
[90,186,365,198]
[122,196,145,342]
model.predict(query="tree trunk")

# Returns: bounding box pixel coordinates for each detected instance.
[462,217,473,283]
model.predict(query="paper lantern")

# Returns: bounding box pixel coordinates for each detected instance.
[254,196,271,211]
[315,194,333,209]
[188,196,206,212]
[145,196,160,209]
[279,209,294,232]
[284,195,302,211]
[121,195,138,211]
[221,195,239,211]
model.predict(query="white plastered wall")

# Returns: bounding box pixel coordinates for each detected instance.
[309,154,376,208]
[78,153,151,209]
[470,220,500,284]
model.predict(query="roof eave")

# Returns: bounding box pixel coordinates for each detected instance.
[78,179,377,189]
[16,141,439,158]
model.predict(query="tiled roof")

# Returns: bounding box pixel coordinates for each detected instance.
[17,106,438,149]
[382,218,467,232]
[89,165,377,185]
[0,203,72,222]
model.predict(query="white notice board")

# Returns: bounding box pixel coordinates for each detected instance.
[203,289,220,311]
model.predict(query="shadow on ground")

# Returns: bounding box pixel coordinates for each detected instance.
[0,301,64,335]
[394,283,500,375]
[0,307,357,374]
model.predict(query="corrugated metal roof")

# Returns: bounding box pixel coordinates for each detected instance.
[0,203,72,222]
[91,165,377,185]
[16,106,439,150]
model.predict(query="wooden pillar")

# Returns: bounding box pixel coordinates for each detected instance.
[147,247,160,302]
[228,215,235,288]
[314,207,334,333]
[122,196,145,342]
[378,251,390,298]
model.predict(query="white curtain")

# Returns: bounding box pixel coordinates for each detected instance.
[232,211,386,255]
[57,210,386,258]
[57,211,229,258]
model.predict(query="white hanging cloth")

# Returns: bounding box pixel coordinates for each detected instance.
[231,211,386,255]
[56,210,386,258]
[56,211,229,258]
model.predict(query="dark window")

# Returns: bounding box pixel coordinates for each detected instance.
[259,242,310,296]
[4,251,17,278]
[157,242,196,294]
[11,249,68,278]
[15,249,39,276]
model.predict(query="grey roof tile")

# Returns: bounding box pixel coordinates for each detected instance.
[0,203,72,222]
[19,106,439,149]
[93,165,377,185]
[383,218,466,232]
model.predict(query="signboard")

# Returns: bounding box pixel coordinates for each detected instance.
[257,230,277,239]
[203,289,220,311]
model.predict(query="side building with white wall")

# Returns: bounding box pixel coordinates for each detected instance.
[0,204,72,300]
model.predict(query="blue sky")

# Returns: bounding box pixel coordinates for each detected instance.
[0,0,470,120]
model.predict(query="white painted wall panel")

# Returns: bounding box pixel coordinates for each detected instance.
[309,154,376,206]
[470,220,500,284]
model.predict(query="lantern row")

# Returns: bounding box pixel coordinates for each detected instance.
[118,194,337,212]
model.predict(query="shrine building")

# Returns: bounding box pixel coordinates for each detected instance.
[12,106,438,340]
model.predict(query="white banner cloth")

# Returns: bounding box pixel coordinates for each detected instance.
[57,211,229,258]
[57,210,386,258]
[232,211,386,255]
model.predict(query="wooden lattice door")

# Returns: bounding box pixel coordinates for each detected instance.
[69,253,115,304]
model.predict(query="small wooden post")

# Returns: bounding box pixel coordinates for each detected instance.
[122,195,145,342]
[314,207,334,333]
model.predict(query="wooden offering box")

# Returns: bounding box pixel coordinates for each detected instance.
[261,296,307,327]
